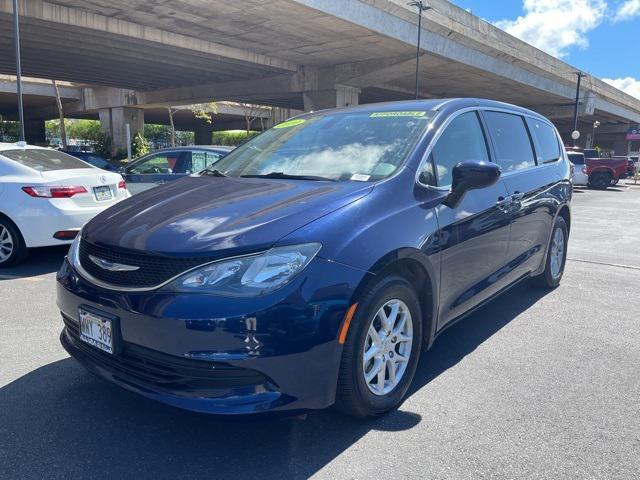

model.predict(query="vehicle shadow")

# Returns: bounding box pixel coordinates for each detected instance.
[0,246,68,280]
[0,283,547,479]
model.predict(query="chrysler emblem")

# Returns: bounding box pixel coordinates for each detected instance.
[88,255,140,272]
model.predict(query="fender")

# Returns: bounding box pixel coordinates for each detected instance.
[360,246,440,349]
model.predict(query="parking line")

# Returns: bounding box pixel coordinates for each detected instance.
[567,258,640,271]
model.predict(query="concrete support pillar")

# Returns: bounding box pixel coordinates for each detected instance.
[194,125,213,145]
[99,107,144,157]
[25,119,46,145]
[303,85,360,112]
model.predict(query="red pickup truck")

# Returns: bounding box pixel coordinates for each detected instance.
[585,157,628,189]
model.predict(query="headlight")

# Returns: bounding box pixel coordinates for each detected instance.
[163,243,322,297]
[68,231,82,269]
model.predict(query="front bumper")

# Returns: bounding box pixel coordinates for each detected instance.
[57,256,370,414]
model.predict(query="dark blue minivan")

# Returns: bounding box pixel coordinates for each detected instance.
[57,99,571,417]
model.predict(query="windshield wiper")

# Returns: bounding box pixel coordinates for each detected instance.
[201,169,228,177]
[240,172,335,181]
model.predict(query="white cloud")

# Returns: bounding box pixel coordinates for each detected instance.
[613,0,640,21]
[494,0,607,58]
[602,77,640,100]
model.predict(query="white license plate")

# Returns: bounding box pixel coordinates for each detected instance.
[78,309,113,354]
[93,185,113,201]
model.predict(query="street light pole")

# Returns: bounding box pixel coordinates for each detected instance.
[408,1,432,99]
[12,0,25,142]
[571,71,585,147]
[591,120,600,149]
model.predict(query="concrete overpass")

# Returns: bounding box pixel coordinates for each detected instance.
[1,0,639,154]
[0,76,275,145]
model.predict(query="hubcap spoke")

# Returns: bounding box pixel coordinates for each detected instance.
[0,226,13,261]
[363,298,413,396]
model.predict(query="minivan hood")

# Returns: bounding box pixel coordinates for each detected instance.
[83,176,373,255]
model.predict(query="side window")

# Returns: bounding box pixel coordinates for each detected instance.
[191,151,221,172]
[526,117,561,164]
[191,151,207,172]
[128,152,176,174]
[484,111,535,172]
[424,111,489,186]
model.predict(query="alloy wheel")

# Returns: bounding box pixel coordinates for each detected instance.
[362,299,413,396]
[0,225,14,263]
[549,227,565,279]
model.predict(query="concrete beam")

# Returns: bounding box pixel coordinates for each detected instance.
[333,55,423,88]
[0,75,81,99]
[303,85,360,111]
[2,0,298,73]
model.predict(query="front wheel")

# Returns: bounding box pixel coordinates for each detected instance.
[335,275,422,418]
[531,216,568,289]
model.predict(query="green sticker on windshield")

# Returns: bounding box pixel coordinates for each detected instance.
[370,111,427,118]
[274,119,306,129]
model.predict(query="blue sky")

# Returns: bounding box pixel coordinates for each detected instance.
[449,0,640,99]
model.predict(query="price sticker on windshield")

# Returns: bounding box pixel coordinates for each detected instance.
[370,111,427,118]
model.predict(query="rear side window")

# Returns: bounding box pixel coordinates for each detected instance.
[567,153,585,165]
[426,111,489,186]
[190,151,222,172]
[484,111,535,172]
[1,149,90,171]
[526,117,561,164]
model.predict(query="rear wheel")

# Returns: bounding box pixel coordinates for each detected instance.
[589,172,611,190]
[531,216,568,289]
[335,275,422,418]
[0,219,27,268]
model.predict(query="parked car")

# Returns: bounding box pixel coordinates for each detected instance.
[567,151,588,186]
[57,99,571,418]
[121,146,233,194]
[61,150,118,172]
[0,143,129,267]
[585,156,628,189]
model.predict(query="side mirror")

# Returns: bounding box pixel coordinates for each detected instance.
[443,161,501,208]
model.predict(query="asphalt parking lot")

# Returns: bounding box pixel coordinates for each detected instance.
[1,184,639,480]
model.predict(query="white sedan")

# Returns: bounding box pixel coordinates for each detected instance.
[0,142,130,267]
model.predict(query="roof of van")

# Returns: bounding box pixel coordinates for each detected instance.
[298,98,550,121]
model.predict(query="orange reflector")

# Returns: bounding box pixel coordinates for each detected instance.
[338,303,358,344]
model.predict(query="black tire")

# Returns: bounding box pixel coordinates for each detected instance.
[335,275,422,418]
[531,216,568,289]
[0,217,28,268]
[589,172,611,190]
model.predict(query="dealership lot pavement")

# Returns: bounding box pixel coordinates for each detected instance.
[1,184,639,480]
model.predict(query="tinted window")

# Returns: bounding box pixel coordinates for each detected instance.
[567,153,585,165]
[484,111,535,172]
[526,117,560,163]
[2,149,90,171]
[129,152,179,174]
[427,111,489,186]
[191,151,222,172]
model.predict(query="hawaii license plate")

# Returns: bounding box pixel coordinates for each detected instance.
[93,185,113,201]
[78,308,113,354]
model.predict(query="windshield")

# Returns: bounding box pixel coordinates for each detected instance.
[567,152,585,165]
[2,149,91,171]
[209,111,435,181]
